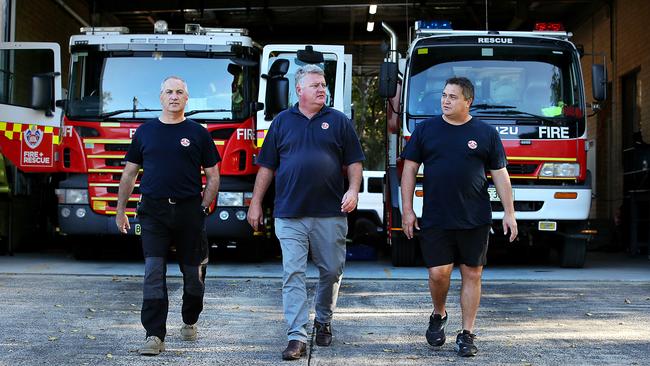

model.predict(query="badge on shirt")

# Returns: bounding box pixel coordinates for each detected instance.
[467,140,477,149]
[180,138,190,147]
[321,122,330,130]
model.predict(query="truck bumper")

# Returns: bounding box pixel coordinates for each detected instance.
[492,186,592,221]
[58,205,256,239]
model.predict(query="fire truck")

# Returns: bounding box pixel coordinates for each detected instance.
[378,21,606,268]
[0,22,350,257]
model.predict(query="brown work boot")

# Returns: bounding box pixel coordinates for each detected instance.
[314,321,333,346]
[281,340,307,360]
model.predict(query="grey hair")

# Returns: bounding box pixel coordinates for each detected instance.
[295,64,325,87]
[160,76,189,94]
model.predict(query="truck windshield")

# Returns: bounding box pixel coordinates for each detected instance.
[267,51,339,108]
[406,45,584,131]
[67,51,255,121]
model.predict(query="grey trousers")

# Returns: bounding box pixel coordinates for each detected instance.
[275,217,348,342]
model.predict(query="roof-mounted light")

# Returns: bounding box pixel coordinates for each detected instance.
[534,22,564,32]
[184,23,248,36]
[80,26,129,35]
[154,20,168,34]
[415,20,452,30]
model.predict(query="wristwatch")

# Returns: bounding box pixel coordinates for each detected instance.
[201,205,210,216]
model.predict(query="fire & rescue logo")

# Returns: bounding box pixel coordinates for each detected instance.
[180,138,190,147]
[321,122,330,130]
[24,126,44,149]
[467,140,477,149]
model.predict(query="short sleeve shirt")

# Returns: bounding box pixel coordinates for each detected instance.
[125,118,221,199]
[256,105,365,217]
[400,116,507,229]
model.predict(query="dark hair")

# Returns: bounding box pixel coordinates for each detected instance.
[444,77,474,101]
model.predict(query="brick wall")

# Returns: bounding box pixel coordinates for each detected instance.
[572,0,650,222]
[571,6,613,220]
[617,0,650,144]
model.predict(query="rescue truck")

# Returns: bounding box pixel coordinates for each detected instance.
[0,22,350,257]
[378,21,606,267]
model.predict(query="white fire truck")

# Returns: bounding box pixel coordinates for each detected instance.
[378,21,606,267]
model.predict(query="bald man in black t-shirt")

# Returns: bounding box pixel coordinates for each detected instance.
[116,76,220,356]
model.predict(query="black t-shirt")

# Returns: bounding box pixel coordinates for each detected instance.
[400,116,507,229]
[256,105,365,217]
[125,118,221,199]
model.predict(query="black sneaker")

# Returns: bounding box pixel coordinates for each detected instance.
[455,330,478,357]
[425,311,448,346]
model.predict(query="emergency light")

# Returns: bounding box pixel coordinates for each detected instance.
[415,20,452,30]
[534,22,564,31]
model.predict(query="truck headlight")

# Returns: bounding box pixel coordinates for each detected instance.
[55,189,89,204]
[539,163,579,177]
[217,192,244,207]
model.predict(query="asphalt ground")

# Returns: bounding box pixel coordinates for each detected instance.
[0,266,649,365]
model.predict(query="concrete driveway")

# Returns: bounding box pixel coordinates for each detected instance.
[0,251,648,365]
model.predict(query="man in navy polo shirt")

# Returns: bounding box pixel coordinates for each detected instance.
[248,64,364,360]
[116,76,221,356]
[401,77,517,357]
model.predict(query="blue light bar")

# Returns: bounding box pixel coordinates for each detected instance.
[415,20,452,30]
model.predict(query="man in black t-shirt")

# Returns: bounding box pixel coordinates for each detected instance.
[248,65,365,360]
[401,77,517,357]
[116,76,221,356]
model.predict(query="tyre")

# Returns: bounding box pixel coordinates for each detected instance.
[237,238,267,262]
[560,237,587,268]
[391,232,419,266]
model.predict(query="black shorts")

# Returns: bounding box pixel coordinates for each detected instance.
[137,196,208,266]
[419,225,490,268]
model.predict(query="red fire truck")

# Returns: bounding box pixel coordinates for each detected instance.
[0,22,350,257]
[378,21,606,267]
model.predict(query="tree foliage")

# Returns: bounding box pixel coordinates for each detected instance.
[351,76,386,171]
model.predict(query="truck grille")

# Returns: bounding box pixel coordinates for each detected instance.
[211,128,235,140]
[105,144,130,152]
[107,186,141,195]
[506,163,537,175]
[106,201,138,209]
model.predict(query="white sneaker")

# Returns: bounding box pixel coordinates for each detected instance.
[181,323,198,341]
[138,336,165,355]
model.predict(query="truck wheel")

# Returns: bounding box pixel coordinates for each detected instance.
[72,241,94,260]
[560,237,587,268]
[391,233,419,267]
[237,238,266,262]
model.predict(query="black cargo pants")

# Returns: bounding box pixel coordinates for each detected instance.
[137,195,209,341]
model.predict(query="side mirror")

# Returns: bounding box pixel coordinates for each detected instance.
[31,73,58,116]
[264,59,290,120]
[592,64,606,102]
[297,45,324,64]
[379,62,398,98]
[250,101,264,112]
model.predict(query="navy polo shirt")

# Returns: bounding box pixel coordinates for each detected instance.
[125,118,220,199]
[400,116,507,229]
[256,104,365,217]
